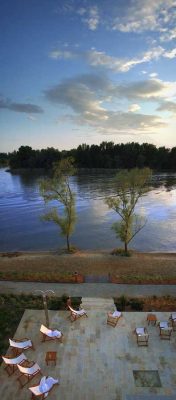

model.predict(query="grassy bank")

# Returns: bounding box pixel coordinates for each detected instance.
[0,251,176,284]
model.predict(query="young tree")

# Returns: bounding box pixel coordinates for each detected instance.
[40,157,76,252]
[105,168,152,254]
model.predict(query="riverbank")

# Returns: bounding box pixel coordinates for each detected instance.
[0,250,176,284]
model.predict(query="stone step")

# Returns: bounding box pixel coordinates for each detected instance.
[81,297,115,310]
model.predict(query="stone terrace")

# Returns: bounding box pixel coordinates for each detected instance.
[0,298,176,400]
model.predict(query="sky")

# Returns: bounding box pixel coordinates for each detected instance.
[0,0,176,152]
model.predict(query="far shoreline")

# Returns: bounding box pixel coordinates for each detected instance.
[1,249,176,257]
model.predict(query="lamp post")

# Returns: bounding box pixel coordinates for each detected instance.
[34,289,55,328]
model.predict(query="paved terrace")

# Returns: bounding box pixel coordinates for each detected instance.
[0,298,176,400]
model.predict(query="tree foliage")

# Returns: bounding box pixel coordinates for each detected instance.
[40,157,76,252]
[105,168,152,254]
[7,142,176,171]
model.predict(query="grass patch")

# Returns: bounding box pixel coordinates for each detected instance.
[0,294,81,355]
[114,295,176,312]
[0,271,76,283]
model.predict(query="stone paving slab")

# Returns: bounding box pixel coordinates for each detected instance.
[0,304,176,400]
[126,396,176,400]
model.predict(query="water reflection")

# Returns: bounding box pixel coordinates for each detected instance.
[0,168,176,251]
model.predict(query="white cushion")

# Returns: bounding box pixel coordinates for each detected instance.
[136,327,145,335]
[112,310,121,318]
[160,321,168,329]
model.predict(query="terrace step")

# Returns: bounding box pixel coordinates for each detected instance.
[81,297,115,311]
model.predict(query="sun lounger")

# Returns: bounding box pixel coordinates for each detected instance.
[170,313,176,331]
[40,325,63,342]
[2,353,27,376]
[9,338,34,355]
[135,327,149,346]
[17,362,42,388]
[107,310,122,327]
[29,376,59,399]
[68,305,88,322]
[159,321,172,339]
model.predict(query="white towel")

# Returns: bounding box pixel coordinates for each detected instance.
[136,327,145,335]
[76,309,85,315]
[112,310,121,318]
[48,330,61,338]
[39,376,59,397]
[45,377,59,390]
[39,377,48,393]
[160,321,168,329]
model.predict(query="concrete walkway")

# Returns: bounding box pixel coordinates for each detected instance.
[0,280,175,297]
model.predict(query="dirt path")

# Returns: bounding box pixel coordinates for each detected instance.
[0,280,176,297]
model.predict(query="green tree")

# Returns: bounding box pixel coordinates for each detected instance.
[105,168,152,254]
[40,157,76,252]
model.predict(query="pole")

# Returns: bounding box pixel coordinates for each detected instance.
[43,294,49,328]
[34,289,55,328]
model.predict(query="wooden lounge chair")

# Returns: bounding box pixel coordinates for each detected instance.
[135,327,149,346]
[9,338,34,355]
[170,313,176,331]
[159,321,172,339]
[29,376,59,399]
[40,325,63,342]
[107,310,122,327]
[17,362,42,388]
[2,353,27,376]
[68,305,88,322]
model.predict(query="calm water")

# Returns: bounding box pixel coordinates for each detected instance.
[0,168,176,252]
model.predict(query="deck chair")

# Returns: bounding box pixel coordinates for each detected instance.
[68,305,88,322]
[2,353,27,376]
[159,321,172,339]
[9,338,34,355]
[17,362,42,388]
[29,376,59,399]
[170,313,176,331]
[40,325,63,342]
[107,310,122,327]
[135,327,149,346]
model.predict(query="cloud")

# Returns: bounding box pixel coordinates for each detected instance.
[49,49,77,59]
[128,104,141,112]
[112,0,176,35]
[84,6,100,30]
[44,74,109,119]
[0,97,43,114]
[44,73,168,136]
[54,2,100,30]
[27,115,37,121]
[149,72,158,77]
[157,101,176,113]
[163,48,176,58]
[49,45,175,74]
[160,27,176,42]
[115,78,176,100]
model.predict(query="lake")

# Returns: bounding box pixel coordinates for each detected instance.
[0,168,176,252]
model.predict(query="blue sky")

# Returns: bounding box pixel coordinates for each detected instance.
[1,0,176,152]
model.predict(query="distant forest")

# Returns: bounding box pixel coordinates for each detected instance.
[1,142,176,170]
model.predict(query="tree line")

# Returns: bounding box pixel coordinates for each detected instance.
[2,142,176,170]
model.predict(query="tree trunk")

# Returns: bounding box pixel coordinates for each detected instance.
[124,241,128,254]
[66,234,70,252]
